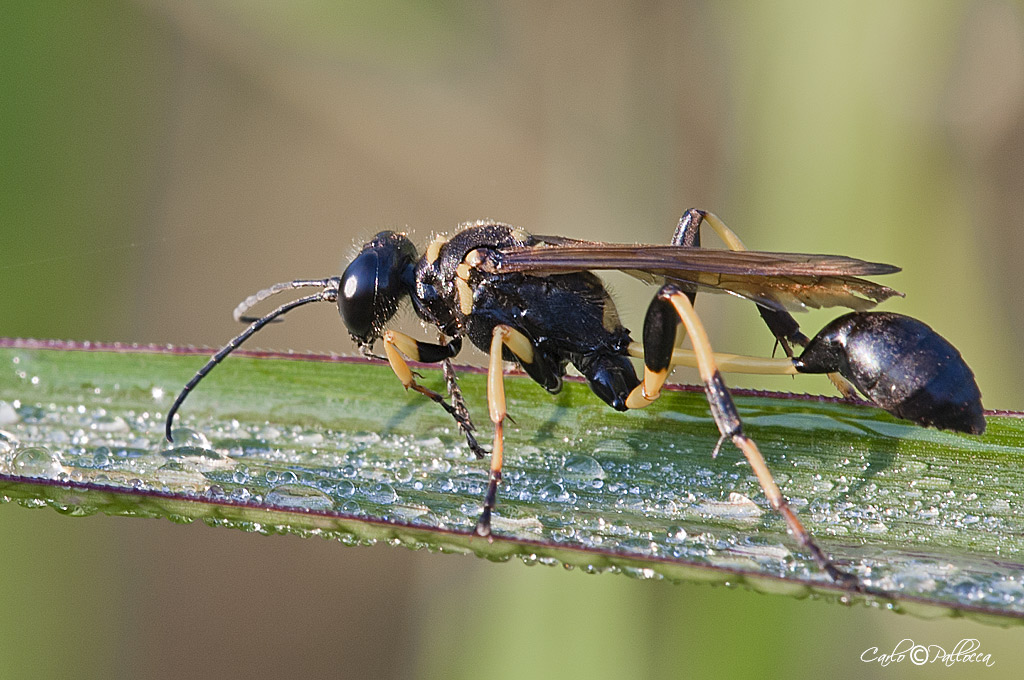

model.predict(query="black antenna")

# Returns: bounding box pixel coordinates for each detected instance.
[165,278,341,442]
[233,278,342,322]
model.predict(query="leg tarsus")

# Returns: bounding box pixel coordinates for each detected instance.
[474,468,502,538]
[711,434,726,459]
[384,330,485,456]
[732,433,863,592]
[474,509,492,537]
[442,356,486,458]
[410,381,485,457]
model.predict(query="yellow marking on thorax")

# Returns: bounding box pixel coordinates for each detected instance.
[456,260,475,315]
[425,233,449,264]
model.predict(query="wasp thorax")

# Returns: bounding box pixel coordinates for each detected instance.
[338,231,417,344]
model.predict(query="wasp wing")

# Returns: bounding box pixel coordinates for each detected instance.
[488,242,902,312]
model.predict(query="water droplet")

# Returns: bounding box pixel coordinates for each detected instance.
[166,427,211,450]
[87,414,128,433]
[539,481,570,503]
[229,487,252,502]
[205,485,227,500]
[264,484,335,511]
[592,438,633,455]
[92,446,112,469]
[811,478,834,493]
[12,446,63,478]
[296,431,324,445]
[164,445,231,471]
[363,482,398,505]
[232,466,250,484]
[696,492,763,520]
[428,458,451,474]
[563,454,605,480]
[667,526,688,541]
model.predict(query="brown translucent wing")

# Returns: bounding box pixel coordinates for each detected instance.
[487,241,903,312]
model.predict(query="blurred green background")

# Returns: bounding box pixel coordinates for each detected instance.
[3,1,1023,677]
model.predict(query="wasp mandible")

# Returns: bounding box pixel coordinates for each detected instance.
[165,209,984,592]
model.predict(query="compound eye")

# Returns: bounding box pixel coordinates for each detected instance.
[338,250,381,340]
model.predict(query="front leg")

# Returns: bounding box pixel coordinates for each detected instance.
[381,330,484,457]
[627,284,868,592]
[441,355,479,456]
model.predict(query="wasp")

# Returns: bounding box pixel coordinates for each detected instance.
[165,209,984,592]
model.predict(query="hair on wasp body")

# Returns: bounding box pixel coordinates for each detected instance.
[165,208,984,595]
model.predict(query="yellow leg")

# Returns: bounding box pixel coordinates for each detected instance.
[383,329,448,403]
[676,209,857,394]
[700,211,748,251]
[654,209,754,391]
[383,329,422,386]
[662,287,863,590]
[476,324,535,537]
[383,329,485,457]
[625,365,671,409]
[627,343,799,376]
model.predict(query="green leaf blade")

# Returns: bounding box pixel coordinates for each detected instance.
[1,339,1023,624]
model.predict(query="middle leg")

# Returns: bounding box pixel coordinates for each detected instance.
[475,323,536,537]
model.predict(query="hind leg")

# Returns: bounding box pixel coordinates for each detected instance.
[672,208,855,396]
[627,283,866,591]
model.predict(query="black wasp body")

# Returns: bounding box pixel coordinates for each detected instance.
[166,209,985,594]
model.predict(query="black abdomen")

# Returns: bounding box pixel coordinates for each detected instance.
[796,312,985,434]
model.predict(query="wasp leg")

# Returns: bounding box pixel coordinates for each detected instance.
[674,208,856,397]
[441,355,482,457]
[626,342,859,403]
[628,284,865,591]
[673,208,809,351]
[627,343,798,375]
[475,324,535,537]
[382,330,484,457]
[674,208,801,352]
[694,209,858,400]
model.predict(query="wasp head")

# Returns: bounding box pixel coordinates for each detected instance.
[338,231,417,346]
